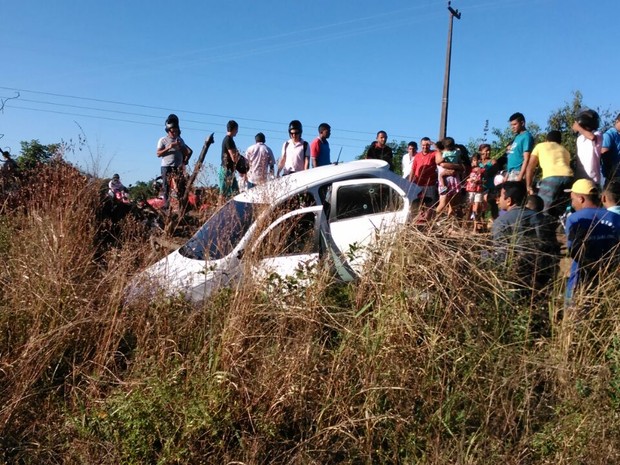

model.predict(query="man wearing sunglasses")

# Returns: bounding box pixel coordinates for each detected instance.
[277,120,310,176]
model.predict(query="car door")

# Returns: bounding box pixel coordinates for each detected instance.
[249,206,323,282]
[327,178,409,270]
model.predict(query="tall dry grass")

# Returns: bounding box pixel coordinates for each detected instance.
[1,163,620,464]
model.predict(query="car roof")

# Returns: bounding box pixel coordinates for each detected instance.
[235,159,392,204]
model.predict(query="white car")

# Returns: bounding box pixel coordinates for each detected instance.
[133,159,420,302]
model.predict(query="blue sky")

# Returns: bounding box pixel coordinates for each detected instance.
[1,0,618,186]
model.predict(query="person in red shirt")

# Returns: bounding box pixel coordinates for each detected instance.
[465,154,486,232]
[409,137,438,222]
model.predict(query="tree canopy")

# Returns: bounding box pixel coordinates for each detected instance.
[18,139,61,170]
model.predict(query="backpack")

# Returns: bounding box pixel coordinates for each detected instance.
[235,155,248,175]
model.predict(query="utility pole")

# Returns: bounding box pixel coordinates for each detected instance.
[438,1,461,141]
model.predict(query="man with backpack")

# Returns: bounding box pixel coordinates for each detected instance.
[278,120,310,176]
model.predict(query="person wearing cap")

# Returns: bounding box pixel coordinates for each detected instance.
[157,118,192,208]
[310,123,331,168]
[156,123,192,206]
[564,179,620,301]
[245,132,275,188]
[108,173,128,198]
[278,120,309,176]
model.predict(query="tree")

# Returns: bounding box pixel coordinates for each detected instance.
[389,140,409,177]
[18,139,61,170]
[467,121,542,162]
[129,179,158,202]
[546,90,617,158]
[546,91,584,158]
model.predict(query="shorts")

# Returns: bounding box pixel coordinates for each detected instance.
[439,176,461,197]
[538,176,572,216]
[467,192,484,203]
[506,170,521,181]
[218,167,239,197]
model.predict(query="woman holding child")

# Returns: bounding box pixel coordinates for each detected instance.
[435,137,466,216]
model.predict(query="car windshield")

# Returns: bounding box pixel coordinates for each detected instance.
[179,200,257,260]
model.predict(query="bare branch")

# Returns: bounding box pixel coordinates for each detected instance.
[0,91,20,113]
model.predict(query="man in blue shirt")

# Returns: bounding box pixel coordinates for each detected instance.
[506,112,535,182]
[564,179,620,300]
[602,113,620,182]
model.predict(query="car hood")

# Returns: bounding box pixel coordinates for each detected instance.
[129,250,232,303]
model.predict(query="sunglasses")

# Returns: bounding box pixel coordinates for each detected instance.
[289,131,300,135]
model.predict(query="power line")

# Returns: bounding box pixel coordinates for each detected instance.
[4,104,370,151]
[4,97,384,144]
[0,86,415,140]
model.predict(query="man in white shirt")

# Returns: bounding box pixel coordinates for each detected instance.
[245,132,275,188]
[401,141,417,179]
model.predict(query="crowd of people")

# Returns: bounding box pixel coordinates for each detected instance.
[407,110,620,304]
[2,108,619,305]
[158,109,619,305]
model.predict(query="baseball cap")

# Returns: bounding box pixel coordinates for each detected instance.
[564,179,598,195]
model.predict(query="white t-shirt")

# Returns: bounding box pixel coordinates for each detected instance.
[402,154,414,179]
[576,132,602,185]
[281,139,309,173]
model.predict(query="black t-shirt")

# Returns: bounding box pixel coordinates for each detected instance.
[222,135,237,171]
[366,142,394,170]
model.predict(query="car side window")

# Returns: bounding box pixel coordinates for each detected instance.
[333,183,403,221]
[256,212,318,258]
[278,192,316,212]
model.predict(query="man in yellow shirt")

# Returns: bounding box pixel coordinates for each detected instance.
[525,130,573,216]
